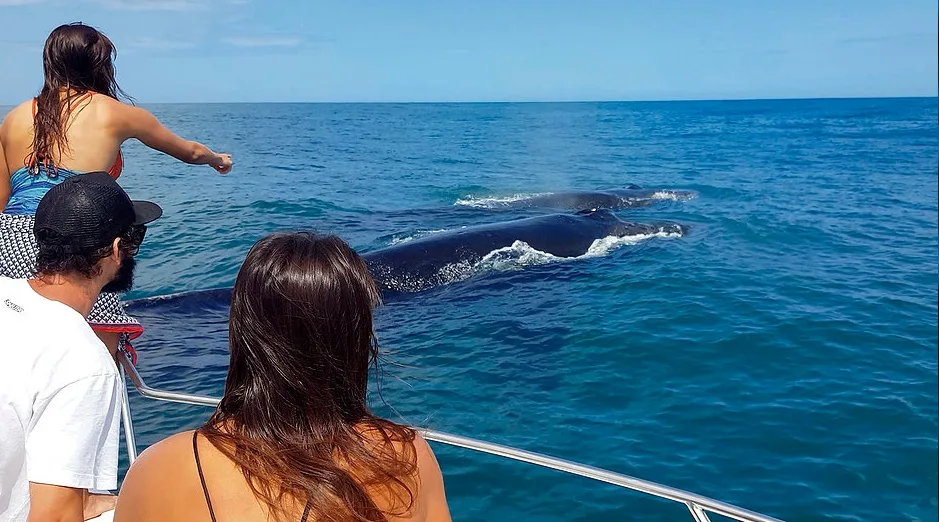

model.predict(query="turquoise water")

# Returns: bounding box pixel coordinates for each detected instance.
[7,98,936,521]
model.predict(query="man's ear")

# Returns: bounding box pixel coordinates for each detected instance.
[111,237,122,262]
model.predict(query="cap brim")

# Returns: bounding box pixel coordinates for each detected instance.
[132,201,163,226]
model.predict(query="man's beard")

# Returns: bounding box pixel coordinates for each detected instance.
[102,255,136,294]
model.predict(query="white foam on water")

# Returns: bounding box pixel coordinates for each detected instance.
[475,240,563,272]
[454,193,552,208]
[582,228,685,257]
[467,227,686,277]
[651,190,696,201]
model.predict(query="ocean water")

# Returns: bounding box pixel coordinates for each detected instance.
[5,98,937,521]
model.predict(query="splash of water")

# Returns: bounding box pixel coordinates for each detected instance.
[650,190,696,201]
[454,193,552,208]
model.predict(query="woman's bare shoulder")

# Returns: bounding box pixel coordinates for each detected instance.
[94,95,141,123]
[6,99,33,115]
[114,430,199,521]
[360,425,450,521]
[149,429,199,452]
[124,430,197,482]
[0,100,34,133]
[95,95,163,139]
[94,94,130,109]
[358,422,421,458]
[96,94,152,118]
[412,432,437,465]
[358,423,445,476]
[411,432,451,522]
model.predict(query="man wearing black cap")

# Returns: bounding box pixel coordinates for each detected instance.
[0,172,161,522]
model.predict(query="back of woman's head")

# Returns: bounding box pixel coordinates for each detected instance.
[204,231,416,522]
[43,22,119,96]
[32,23,126,167]
[226,231,381,423]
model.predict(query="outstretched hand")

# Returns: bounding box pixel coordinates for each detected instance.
[212,154,233,175]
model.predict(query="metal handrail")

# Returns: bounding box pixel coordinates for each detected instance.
[117,352,784,522]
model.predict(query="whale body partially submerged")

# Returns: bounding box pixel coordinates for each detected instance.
[363,208,687,293]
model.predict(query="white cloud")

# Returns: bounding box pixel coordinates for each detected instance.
[223,36,302,48]
[127,36,198,50]
[95,0,209,11]
[2,0,248,6]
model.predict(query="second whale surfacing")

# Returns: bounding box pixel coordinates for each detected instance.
[363,208,687,293]
[458,184,697,211]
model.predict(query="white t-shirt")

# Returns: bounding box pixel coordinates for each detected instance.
[0,277,122,522]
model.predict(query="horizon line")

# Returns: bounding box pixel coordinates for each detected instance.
[0,94,936,107]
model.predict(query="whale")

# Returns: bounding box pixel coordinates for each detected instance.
[362,208,687,293]
[124,209,688,307]
[459,185,696,211]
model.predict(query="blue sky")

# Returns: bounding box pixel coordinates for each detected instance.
[0,0,936,103]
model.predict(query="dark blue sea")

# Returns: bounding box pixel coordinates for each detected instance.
[8,98,937,521]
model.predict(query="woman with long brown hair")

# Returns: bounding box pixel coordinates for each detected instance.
[114,232,452,522]
[0,22,232,354]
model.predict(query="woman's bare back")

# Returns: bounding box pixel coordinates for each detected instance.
[114,429,451,522]
[0,93,124,176]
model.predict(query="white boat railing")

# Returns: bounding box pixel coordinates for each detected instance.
[116,351,785,522]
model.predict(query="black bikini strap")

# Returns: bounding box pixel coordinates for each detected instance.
[192,431,219,522]
[193,430,310,522]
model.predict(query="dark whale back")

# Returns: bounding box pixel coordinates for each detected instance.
[361,209,683,292]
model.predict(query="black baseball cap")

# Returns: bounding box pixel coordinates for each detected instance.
[34,171,163,252]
